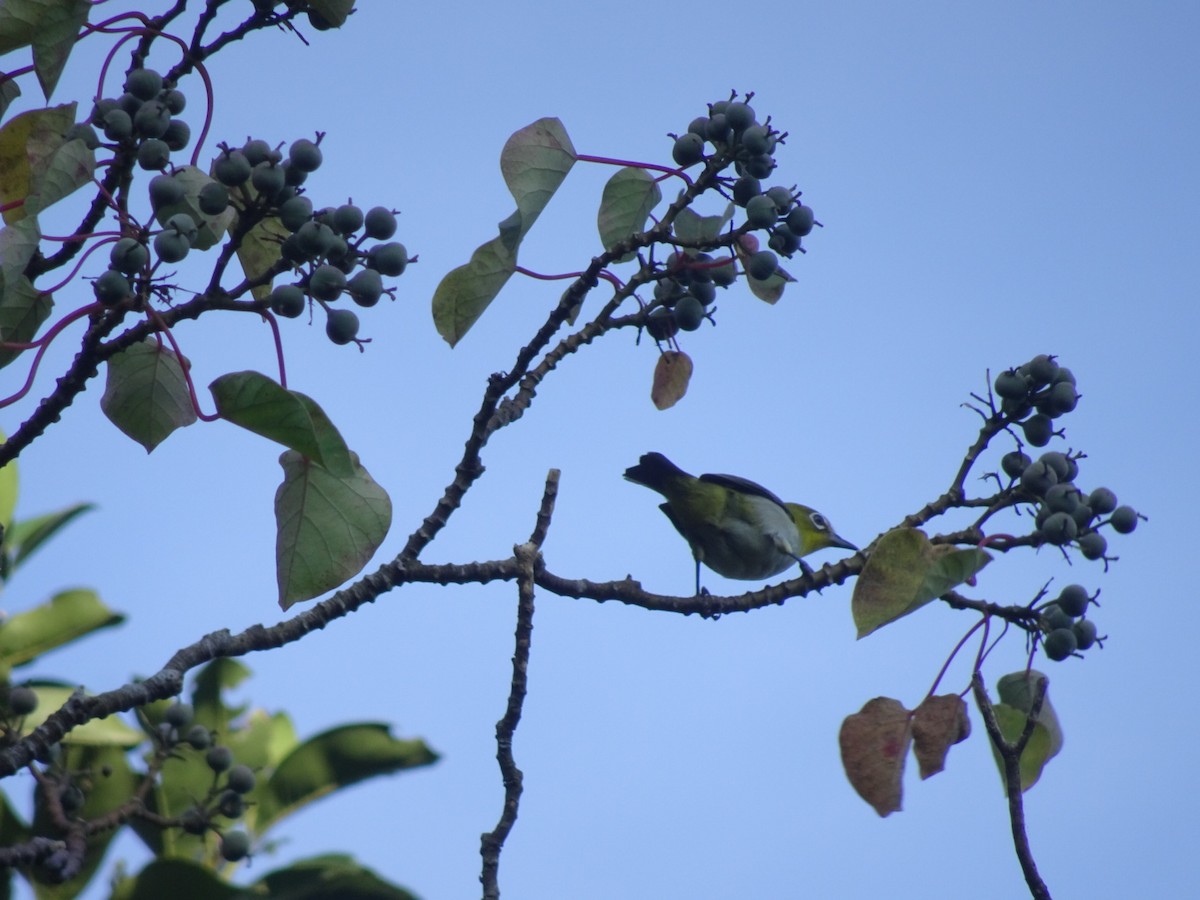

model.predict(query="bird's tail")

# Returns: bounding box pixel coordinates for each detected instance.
[623,452,690,493]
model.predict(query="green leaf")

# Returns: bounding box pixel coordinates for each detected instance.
[110,859,241,900]
[5,501,94,571]
[210,371,353,475]
[672,202,733,244]
[252,854,421,900]
[275,450,391,608]
[0,104,75,223]
[851,527,991,638]
[26,123,93,218]
[597,166,661,262]
[0,78,20,121]
[430,232,516,347]
[0,430,15,534]
[0,2,89,100]
[432,117,575,346]
[191,657,251,733]
[0,588,122,668]
[252,723,438,834]
[990,670,1063,793]
[21,682,142,746]
[0,271,51,369]
[153,166,233,251]
[101,340,197,452]
[307,0,354,27]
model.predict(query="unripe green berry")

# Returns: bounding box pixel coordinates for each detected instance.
[270,284,306,318]
[368,242,408,276]
[325,309,360,345]
[8,686,37,716]
[206,745,234,773]
[1072,618,1098,651]
[1110,505,1138,534]
[363,206,397,240]
[745,250,778,280]
[1001,451,1031,479]
[164,703,193,728]
[1077,531,1107,560]
[1043,627,1077,661]
[744,194,778,229]
[93,269,132,306]
[185,724,211,750]
[673,295,705,331]
[220,829,251,862]
[1056,584,1090,617]
[671,133,704,167]
[226,764,256,795]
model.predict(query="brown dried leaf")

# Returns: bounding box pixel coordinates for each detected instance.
[912,694,971,779]
[838,696,912,817]
[650,350,692,410]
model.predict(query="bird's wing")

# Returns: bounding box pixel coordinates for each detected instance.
[697,472,789,511]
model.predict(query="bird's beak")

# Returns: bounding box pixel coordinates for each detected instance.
[829,533,859,553]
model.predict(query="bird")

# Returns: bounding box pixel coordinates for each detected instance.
[624,452,857,594]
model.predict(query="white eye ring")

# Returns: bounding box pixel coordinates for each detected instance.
[809,512,830,532]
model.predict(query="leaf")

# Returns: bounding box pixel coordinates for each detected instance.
[275,450,391,608]
[235,212,288,301]
[0,77,20,120]
[990,669,1063,793]
[597,166,661,261]
[253,855,421,900]
[26,126,93,218]
[101,340,197,452]
[839,696,912,817]
[0,103,75,223]
[153,166,233,251]
[0,429,15,533]
[307,0,354,28]
[430,232,517,347]
[432,118,575,346]
[911,694,971,779]
[252,723,438,833]
[5,501,94,571]
[21,682,142,746]
[0,272,51,369]
[672,202,733,244]
[210,371,353,475]
[110,859,241,900]
[0,589,122,668]
[650,350,692,410]
[852,527,991,638]
[0,1,88,100]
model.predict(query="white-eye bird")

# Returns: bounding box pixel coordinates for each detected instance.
[624,452,857,594]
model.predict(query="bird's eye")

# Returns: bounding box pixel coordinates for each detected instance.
[809,513,830,532]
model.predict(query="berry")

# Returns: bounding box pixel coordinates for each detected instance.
[214,150,251,187]
[278,195,314,233]
[65,123,100,149]
[165,212,198,243]
[705,114,731,143]
[149,173,185,209]
[198,181,230,216]
[1072,619,1098,651]
[325,309,360,345]
[1044,482,1082,514]
[994,369,1028,400]
[93,269,132,306]
[206,745,234,773]
[180,807,208,836]
[690,279,716,305]
[1056,584,1090,618]
[217,789,245,819]
[739,125,772,156]
[1001,451,1031,479]
[308,265,346,301]
[164,703,193,728]
[768,226,800,256]
[102,108,134,142]
[1026,354,1059,386]
[226,765,256,795]
[765,186,794,213]
[673,295,705,331]
[1043,627,1077,662]
[742,154,774,179]
[185,725,211,750]
[745,194,778,229]
[161,88,186,114]
[295,221,337,258]
[282,160,308,187]
[109,237,149,274]
[1087,487,1118,515]
[645,308,678,341]
[687,116,709,137]
[250,162,286,200]
[1019,459,1057,495]
[123,68,163,101]
[8,686,37,716]
[745,250,778,281]
[288,138,323,172]
[786,205,815,237]
[270,284,307,318]
[1021,413,1054,447]
[136,138,170,170]
[348,269,384,307]
[1038,451,1077,482]
[1110,505,1138,534]
[732,175,761,207]
[162,119,191,152]
[332,203,364,235]
[363,207,397,240]
[671,133,705,167]
[133,100,171,139]
[1039,511,1078,545]
[368,242,408,276]
[153,231,189,263]
[242,139,273,167]
[1077,531,1107,560]
[220,830,251,862]
[724,102,756,132]
[1041,602,1074,631]
[709,258,737,287]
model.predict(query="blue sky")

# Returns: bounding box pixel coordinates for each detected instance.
[3,2,1198,898]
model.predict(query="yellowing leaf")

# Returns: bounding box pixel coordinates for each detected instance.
[651,350,692,410]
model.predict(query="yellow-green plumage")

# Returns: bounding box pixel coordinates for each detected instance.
[624,452,857,593]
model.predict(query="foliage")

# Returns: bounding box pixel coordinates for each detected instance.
[0,2,1145,899]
